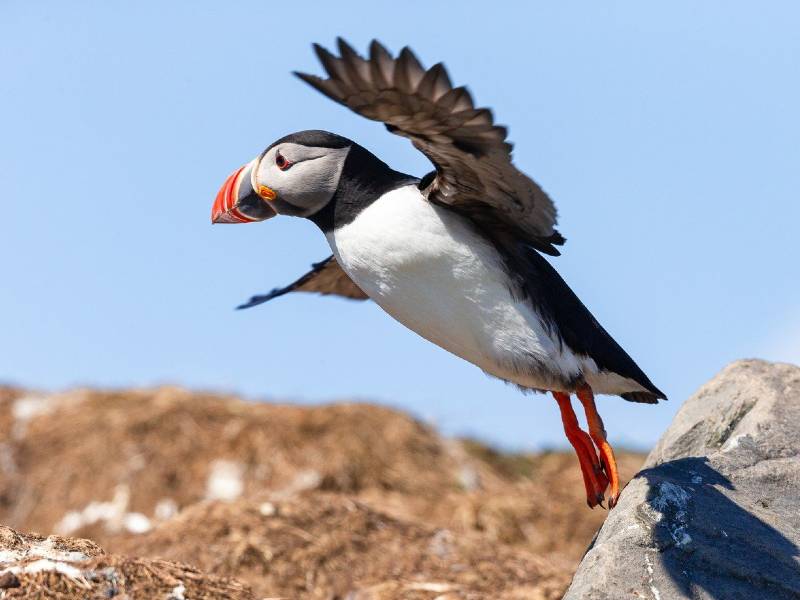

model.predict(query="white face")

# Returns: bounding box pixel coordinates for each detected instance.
[254,142,351,217]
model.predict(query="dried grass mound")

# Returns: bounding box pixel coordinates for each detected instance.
[0,525,255,600]
[111,494,571,600]
[0,387,462,541]
[0,384,646,599]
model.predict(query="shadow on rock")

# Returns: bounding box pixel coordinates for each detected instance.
[638,457,799,599]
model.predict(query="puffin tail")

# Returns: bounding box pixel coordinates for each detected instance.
[620,389,667,404]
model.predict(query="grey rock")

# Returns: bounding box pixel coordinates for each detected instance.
[564,360,800,600]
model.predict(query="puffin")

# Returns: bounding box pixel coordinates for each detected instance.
[211,39,666,508]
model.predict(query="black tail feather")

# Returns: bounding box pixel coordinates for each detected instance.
[621,391,666,404]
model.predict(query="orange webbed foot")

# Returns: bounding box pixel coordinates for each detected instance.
[552,391,610,508]
[576,384,620,508]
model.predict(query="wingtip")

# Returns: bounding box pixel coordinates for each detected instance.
[336,37,358,58]
[235,287,284,310]
[312,42,334,64]
[429,61,451,85]
[293,71,326,91]
[368,39,393,64]
[235,295,264,310]
[369,39,389,54]
[398,45,424,70]
[293,70,316,82]
[236,297,271,310]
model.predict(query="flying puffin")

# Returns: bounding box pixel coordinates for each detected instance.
[211,39,666,508]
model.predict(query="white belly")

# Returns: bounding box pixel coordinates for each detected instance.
[325,185,586,391]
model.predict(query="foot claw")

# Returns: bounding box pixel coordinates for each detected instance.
[553,390,613,511]
[576,385,621,511]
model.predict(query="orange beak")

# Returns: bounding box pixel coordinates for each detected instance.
[211,163,276,224]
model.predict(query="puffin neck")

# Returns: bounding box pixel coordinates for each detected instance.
[307,143,417,232]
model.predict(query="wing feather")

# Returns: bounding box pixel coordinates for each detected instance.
[237,256,368,310]
[296,39,564,254]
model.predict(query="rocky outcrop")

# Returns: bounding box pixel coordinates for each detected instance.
[565,360,800,600]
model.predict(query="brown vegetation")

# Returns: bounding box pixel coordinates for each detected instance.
[0,386,644,598]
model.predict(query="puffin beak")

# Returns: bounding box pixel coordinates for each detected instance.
[211,160,276,224]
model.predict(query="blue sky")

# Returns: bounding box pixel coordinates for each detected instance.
[2,2,798,449]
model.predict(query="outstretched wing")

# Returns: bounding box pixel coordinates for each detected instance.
[295,38,565,256]
[237,255,369,310]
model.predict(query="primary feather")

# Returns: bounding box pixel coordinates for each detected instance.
[295,38,565,256]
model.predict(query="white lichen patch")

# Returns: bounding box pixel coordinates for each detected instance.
[0,537,91,567]
[458,464,481,491]
[0,549,24,564]
[10,558,86,580]
[649,482,693,548]
[270,469,322,500]
[11,391,88,438]
[670,526,692,547]
[11,395,57,438]
[122,513,152,534]
[722,435,743,452]
[405,582,458,593]
[721,432,756,453]
[429,529,455,559]
[205,460,244,501]
[650,482,689,513]
[644,553,661,600]
[12,395,56,422]
[55,485,151,535]
[29,539,90,563]
[259,502,277,517]
[167,582,186,599]
[154,498,179,521]
[0,537,93,588]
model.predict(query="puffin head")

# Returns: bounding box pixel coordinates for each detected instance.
[211,130,352,224]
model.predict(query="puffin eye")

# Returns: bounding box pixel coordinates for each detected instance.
[275,151,291,171]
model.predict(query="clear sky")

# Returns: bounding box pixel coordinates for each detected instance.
[2,2,799,450]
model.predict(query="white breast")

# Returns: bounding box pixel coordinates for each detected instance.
[325,184,586,391]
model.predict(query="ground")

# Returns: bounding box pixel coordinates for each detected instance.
[0,385,644,598]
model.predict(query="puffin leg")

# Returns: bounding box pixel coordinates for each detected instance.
[576,384,620,508]
[552,391,608,508]
[552,391,608,489]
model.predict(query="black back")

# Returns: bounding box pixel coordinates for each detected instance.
[496,237,666,403]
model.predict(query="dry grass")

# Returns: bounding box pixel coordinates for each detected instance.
[0,386,646,598]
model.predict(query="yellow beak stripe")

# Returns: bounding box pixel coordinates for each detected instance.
[258,185,276,201]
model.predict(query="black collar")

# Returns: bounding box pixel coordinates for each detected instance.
[308,143,417,232]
